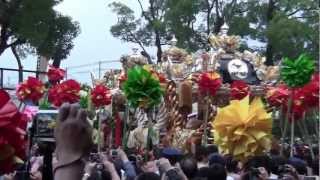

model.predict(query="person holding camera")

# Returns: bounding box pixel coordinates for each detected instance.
[54,103,137,180]
[82,155,120,180]
[53,103,94,180]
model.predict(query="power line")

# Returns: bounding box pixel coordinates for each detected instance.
[66,60,120,69]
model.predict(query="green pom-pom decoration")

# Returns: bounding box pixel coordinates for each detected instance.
[281,54,315,88]
[123,66,163,109]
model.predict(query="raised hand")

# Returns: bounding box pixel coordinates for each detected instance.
[54,103,93,167]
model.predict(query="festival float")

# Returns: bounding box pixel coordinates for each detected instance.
[0,24,318,173]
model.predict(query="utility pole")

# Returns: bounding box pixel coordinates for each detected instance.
[98,61,102,79]
[65,67,68,80]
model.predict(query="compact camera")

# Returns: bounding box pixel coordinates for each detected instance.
[33,110,58,142]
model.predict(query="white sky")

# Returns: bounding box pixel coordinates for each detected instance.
[0,0,151,84]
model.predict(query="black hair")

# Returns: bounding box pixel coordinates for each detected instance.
[195,145,209,162]
[206,145,218,154]
[208,153,225,167]
[270,155,287,175]
[208,163,227,180]
[197,167,210,178]
[225,155,238,173]
[136,172,161,180]
[162,154,181,166]
[243,155,272,174]
[240,171,257,180]
[88,167,112,180]
[197,164,226,180]
[180,155,198,179]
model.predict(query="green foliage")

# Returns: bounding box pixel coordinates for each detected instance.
[39,98,51,110]
[79,95,89,109]
[109,2,155,47]
[109,0,318,63]
[0,0,80,63]
[244,0,318,61]
[266,14,314,59]
[123,66,163,109]
[281,54,315,88]
[38,14,80,61]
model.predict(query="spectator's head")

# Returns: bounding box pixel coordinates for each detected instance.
[270,155,286,175]
[287,157,307,175]
[135,172,160,180]
[208,153,225,167]
[243,155,272,175]
[206,145,218,154]
[88,167,112,180]
[195,146,209,162]
[197,167,210,178]
[161,148,182,166]
[225,155,238,173]
[180,155,198,179]
[207,163,227,180]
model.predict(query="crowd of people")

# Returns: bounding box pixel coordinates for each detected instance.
[1,103,319,180]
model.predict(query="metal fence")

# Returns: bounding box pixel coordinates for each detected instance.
[0,68,46,90]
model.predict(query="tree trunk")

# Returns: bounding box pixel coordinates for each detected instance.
[206,0,212,35]
[265,0,275,65]
[213,0,224,34]
[265,44,274,65]
[11,46,23,82]
[214,17,224,34]
[155,31,162,63]
[0,47,6,56]
[52,58,61,68]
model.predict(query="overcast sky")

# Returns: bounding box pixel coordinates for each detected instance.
[0,0,151,84]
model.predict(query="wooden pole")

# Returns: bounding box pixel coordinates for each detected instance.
[290,117,294,157]
[281,91,293,156]
[202,95,209,146]
[289,90,295,157]
[97,108,103,152]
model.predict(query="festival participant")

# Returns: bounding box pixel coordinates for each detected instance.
[242,155,271,179]
[287,157,308,178]
[54,103,93,180]
[225,155,240,180]
[83,160,119,180]
[208,153,234,180]
[107,149,136,180]
[195,146,209,168]
[269,155,286,179]
[198,163,227,180]
[157,158,187,180]
[206,145,219,155]
[179,156,198,180]
[135,172,161,180]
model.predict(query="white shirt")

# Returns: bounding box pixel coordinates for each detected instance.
[227,175,235,180]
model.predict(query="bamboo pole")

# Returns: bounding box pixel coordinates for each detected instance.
[281,91,293,156]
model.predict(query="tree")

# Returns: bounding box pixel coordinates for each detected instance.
[109,2,153,60]
[164,0,204,51]
[109,0,318,65]
[235,0,318,64]
[109,1,170,63]
[0,0,80,68]
[38,14,80,67]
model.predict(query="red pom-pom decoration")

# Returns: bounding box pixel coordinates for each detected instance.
[0,90,27,174]
[16,76,44,103]
[91,85,112,108]
[198,72,222,96]
[230,80,249,100]
[48,79,81,107]
[47,65,65,84]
